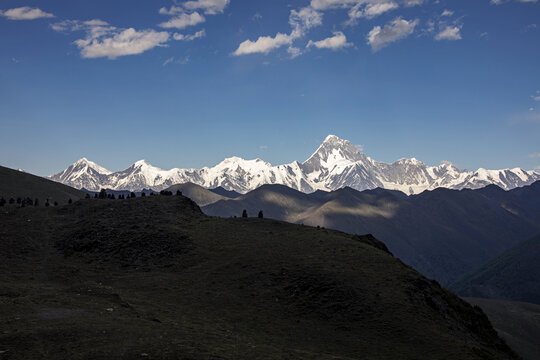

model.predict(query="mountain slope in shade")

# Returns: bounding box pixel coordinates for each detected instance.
[0,165,86,204]
[49,135,540,194]
[466,298,540,360]
[450,234,540,305]
[203,182,540,285]
[208,186,242,198]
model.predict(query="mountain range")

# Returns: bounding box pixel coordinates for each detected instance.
[49,135,540,194]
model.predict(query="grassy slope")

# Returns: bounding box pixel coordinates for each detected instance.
[0,196,516,360]
[466,298,540,360]
[450,234,540,305]
[0,165,86,204]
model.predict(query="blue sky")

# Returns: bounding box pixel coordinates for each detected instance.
[0,0,539,175]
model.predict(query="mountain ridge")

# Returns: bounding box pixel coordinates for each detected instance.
[49,135,540,194]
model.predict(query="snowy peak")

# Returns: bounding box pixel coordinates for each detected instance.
[303,135,365,173]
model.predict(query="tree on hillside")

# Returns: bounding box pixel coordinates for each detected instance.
[85,193,91,199]
[242,209,248,218]
[94,193,98,199]
[176,190,182,196]
[258,210,264,219]
[16,197,21,204]
[0,198,5,206]
[54,201,58,206]
[45,200,50,207]
[34,199,39,206]
[141,192,146,197]
[9,198,14,204]
[110,194,116,200]
[99,189,107,199]
[68,198,73,204]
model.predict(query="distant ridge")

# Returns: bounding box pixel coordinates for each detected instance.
[49,135,540,194]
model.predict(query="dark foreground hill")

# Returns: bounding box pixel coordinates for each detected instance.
[450,234,540,305]
[0,165,86,204]
[0,196,517,360]
[203,183,540,285]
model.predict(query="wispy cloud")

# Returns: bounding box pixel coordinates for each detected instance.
[173,29,206,41]
[528,152,540,158]
[441,9,454,17]
[435,26,462,41]
[163,56,190,66]
[0,7,54,20]
[491,0,538,4]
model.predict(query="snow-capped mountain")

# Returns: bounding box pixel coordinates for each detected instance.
[49,135,540,195]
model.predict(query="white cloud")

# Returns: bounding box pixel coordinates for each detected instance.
[159,12,205,29]
[530,107,535,111]
[348,2,399,22]
[75,28,170,59]
[0,6,54,20]
[529,152,540,158]
[367,17,418,51]
[491,0,538,4]
[435,26,462,40]
[259,145,268,150]
[307,31,352,50]
[441,9,454,16]
[183,0,230,14]
[533,95,540,101]
[233,33,294,55]
[173,29,206,41]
